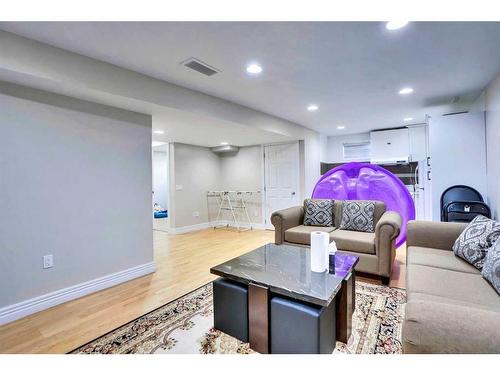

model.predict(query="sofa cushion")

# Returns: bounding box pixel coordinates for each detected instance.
[330,229,375,254]
[303,199,334,227]
[339,200,376,233]
[452,215,500,270]
[407,291,497,311]
[482,238,500,295]
[403,300,500,353]
[407,264,500,312]
[333,200,385,228]
[285,225,335,245]
[407,246,480,274]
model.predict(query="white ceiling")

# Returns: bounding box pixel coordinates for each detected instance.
[152,107,293,146]
[1,22,500,136]
[0,58,293,147]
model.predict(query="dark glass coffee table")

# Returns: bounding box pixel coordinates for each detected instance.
[210,243,359,354]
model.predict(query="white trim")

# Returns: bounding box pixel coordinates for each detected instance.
[263,142,301,229]
[169,220,266,235]
[260,144,267,227]
[0,262,156,325]
[168,222,213,234]
[214,220,267,230]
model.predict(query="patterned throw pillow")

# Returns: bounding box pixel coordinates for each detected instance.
[452,215,500,270]
[339,200,375,233]
[482,238,500,295]
[303,199,334,227]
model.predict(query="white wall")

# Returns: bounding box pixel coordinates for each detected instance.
[429,112,488,221]
[0,31,322,149]
[169,144,265,229]
[219,146,263,224]
[168,143,177,228]
[324,133,371,163]
[484,73,500,219]
[170,143,220,228]
[470,91,486,112]
[168,137,321,221]
[0,84,154,309]
[303,133,323,197]
[152,150,168,210]
[319,134,328,164]
[0,31,325,202]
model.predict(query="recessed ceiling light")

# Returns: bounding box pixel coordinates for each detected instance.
[220,142,229,146]
[386,21,409,31]
[399,87,414,95]
[153,130,164,134]
[403,117,414,122]
[337,125,345,130]
[307,104,319,112]
[246,63,263,75]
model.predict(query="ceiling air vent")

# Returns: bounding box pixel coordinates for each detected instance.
[181,58,220,76]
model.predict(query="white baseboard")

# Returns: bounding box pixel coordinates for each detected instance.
[0,261,156,325]
[215,220,267,231]
[168,222,213,235]
[169,220,266,235]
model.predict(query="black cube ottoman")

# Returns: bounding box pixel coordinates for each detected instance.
[270,295,336,354]
[212,278,249,342]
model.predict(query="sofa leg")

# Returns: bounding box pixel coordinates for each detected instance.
[381,276,391,286]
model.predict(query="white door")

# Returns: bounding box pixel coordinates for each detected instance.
[429,112,487,221]
[264,143,301,229]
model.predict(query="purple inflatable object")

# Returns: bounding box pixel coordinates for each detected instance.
[312,162,414,247]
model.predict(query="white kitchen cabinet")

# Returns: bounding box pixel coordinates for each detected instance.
[370,128,409,163]
[408,125,428,161]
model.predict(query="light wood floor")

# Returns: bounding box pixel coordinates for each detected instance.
[0,229,406,354]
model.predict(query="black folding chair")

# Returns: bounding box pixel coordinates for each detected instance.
[440,185,491,222]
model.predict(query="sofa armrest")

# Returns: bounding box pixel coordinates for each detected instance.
[406,220,467,251]
[403,301,500,353]
[375,211,402,277]
[271,206,304,244]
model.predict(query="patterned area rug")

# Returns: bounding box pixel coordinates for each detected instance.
[71,281,406,354]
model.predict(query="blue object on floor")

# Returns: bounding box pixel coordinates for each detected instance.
[154,210,168,219]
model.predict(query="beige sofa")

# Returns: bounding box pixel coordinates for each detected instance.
[271,200,402,284]
[403,220,500,353]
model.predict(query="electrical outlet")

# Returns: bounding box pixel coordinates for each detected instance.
[193,211,200,217]
[175,184,183,191]
[43,254,54,269]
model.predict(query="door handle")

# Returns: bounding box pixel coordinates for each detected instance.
[291,192,296,196]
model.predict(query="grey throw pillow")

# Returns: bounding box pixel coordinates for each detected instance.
[303,199,334,227]
[339,200,375,233]
[482,238,500,295]
[452,215,500,270]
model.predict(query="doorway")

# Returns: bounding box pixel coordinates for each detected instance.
[152,144,169,232]
[264,142,301,229]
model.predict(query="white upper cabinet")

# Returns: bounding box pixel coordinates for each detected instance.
[408,125,428,161]
[370,128,410,164]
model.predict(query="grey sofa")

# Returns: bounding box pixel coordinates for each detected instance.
[271,200,402,283]
[403,220,500,353]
